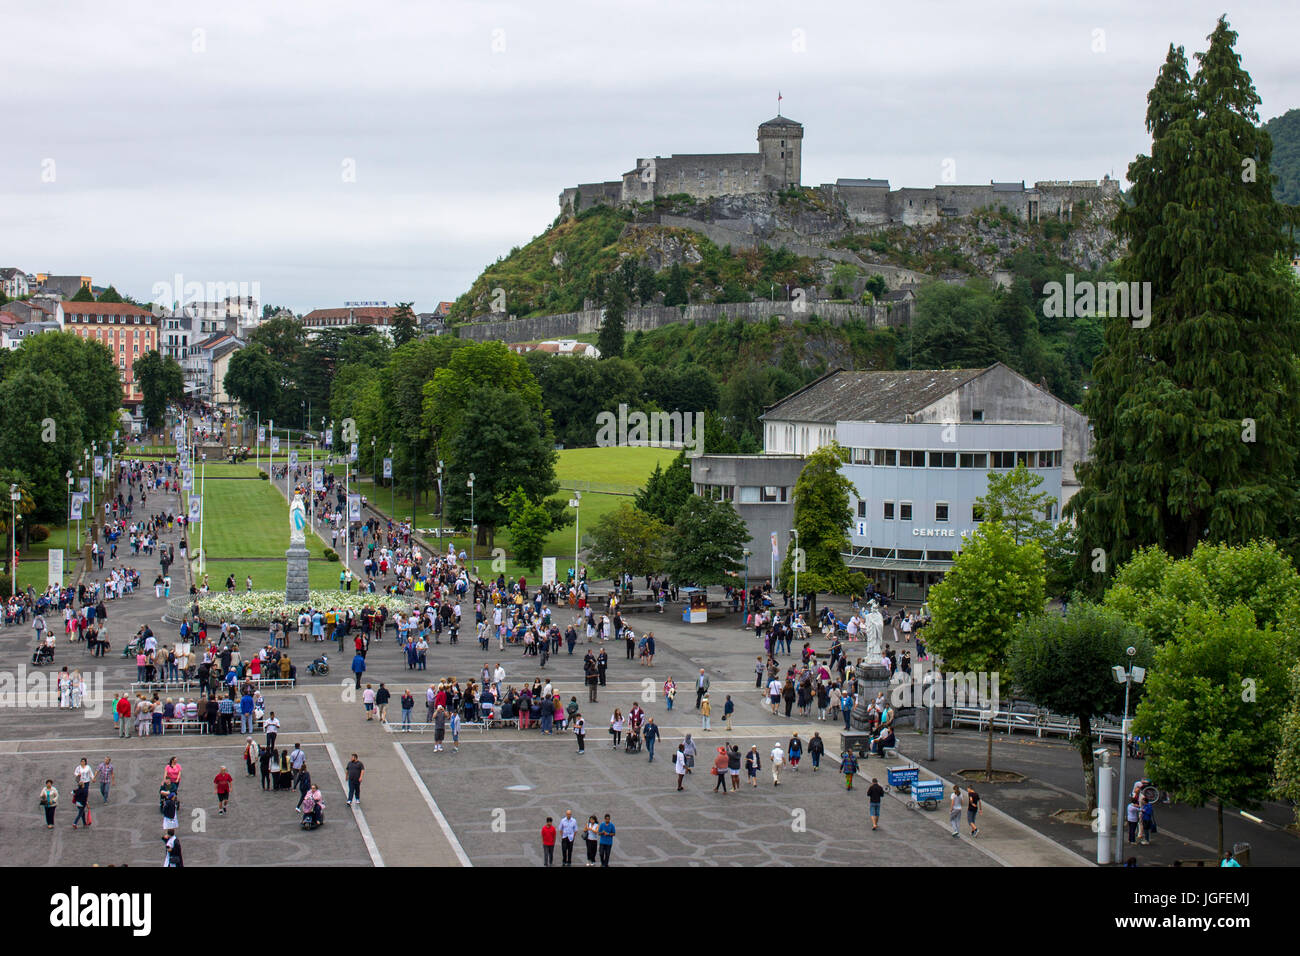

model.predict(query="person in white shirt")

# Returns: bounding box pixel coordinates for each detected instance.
[493,664,505,696]
[770,744,785,785]
[558,810,579,865]
[74,758,95,786]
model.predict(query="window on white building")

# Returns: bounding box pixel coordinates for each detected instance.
[900,501,913,521]
[883,501,895,520]
[935,502,949,522]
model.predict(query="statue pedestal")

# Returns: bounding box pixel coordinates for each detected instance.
[286,543,310,603]
[851,664,894,731]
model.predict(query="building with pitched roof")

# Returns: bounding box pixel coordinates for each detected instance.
[692,362,1090,598]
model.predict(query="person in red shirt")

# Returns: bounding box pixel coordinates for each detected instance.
[250,656,261,679]
[115,695,132,738]
[541,817,557,867]
[214,766,233,814]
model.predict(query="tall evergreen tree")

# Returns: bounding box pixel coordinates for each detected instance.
[597,283,626,359]
[390,301,417,347]
[1069,19,1300,578]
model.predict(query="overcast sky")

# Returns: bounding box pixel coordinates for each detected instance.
[3,0,1297,313]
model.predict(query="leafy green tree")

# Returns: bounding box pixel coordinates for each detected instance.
[1009,603,1152,810]
[634,451,693,525]
[927,521,1046,780]
[781,442,854,616]
[863,275,888,299]
[0,370,88,521]
[829,263,858,299]
[1103,541,1300,646]
[664,495,750,586]
[663,264,689,307]
[133,350,183,429]
[597,283,626,359]
[502,486,553,573]
[223,344,281,420]
[5,331,120,443]
[1133,604,1291,857]
[586,502,667,584]
[95,286,123,303]
[390,301,417,347]
[1275,662,1300,827]
[0,470,37,547]
[1070,20,1300,573]
[70,285,95,302]
[975,464,1055,546]
[440,387,557,548]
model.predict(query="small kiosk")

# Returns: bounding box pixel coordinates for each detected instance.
[682,587,708,624]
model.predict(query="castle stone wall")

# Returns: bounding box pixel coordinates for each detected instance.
[456,298,911,344]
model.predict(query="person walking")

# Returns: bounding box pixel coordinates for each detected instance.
[362,684,376,720]
[723,694,734,731]
[351,652,366,689]
[541,817,557,866]
[966,785,981,837]
[643,716,660,763]
[694,669,710,709]
[683,733,697,774]
[727,744,742,791]
[400,690,414,730]
[1125,797,1140,846]
[867,777,885,830]
[840,750,859,790]
[674,744,687,791]
[214,766,233,814]
[788,733,803,772]
[95,757,114,803]
[948,784,963,837]
[597,814,615,866]
[433,706,447,752]
[744,746,761,787]
[700,695,711,730]
[71,781,91,829]
[559,810,578,866]
[39,780,59,829]
[808,732,825,772]
[345,753,364,805]
[583,815,600,866]
[574,715,586,754]
[609,708,624,748]
[1139,796,1156,845]
[265,712,280,752]
[711,746,729,793]
[770,742,784,786]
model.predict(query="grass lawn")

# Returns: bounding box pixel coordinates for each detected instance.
[182,468,330,559]
[13,523,79,590]
[554,445,676,489]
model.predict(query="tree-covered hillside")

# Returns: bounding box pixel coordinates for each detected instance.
[1264,108,1300,206]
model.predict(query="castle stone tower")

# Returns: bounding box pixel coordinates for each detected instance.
[758,116,803,191]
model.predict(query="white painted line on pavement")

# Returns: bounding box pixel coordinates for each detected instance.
[324,740,384,867]
[306,692,329,735]
[393,740,473,867]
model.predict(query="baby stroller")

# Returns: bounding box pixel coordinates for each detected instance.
[624,727,642,753]
[32,644,54,666]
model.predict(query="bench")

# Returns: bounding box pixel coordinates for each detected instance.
[130,680,199,694]
[161,719,207,735]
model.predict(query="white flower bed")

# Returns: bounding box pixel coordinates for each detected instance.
[192,590,415,626]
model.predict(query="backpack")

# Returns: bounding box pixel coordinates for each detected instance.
[161,794,177,817]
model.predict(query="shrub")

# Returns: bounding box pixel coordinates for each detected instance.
[28,525,50,543]
[323,548,339,562]
[258,471,269,480]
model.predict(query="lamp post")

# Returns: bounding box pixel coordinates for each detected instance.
[569,491,582,594]
[1112,646,1146,864]
[9,484,20,596]
[436,460,444,544]
[371,437,376,488]
[740,547,751,627]
[65,471,72,587]
[389,445,394,518]
[467,473,475,574]
[790,528,800,615]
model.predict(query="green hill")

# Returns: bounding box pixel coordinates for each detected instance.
[1264,109,1300,206]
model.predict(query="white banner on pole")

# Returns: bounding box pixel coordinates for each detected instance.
[182,471,193,491]
[257,427,265,442]
[325,431,333,447]
[349,443,358,462]
[78,478,90,495]
[174,425,183,441]
[71,495,84,521]
[270,436,280,454]
[382,457,392,479]
[93,456,104,477]
[189,497,202,522]
[313,468,324,490]
[288,450,299,469]
[542,556,557,585]
[348,494,362,522]
[48,549,63,587]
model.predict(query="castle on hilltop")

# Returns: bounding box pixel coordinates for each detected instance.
[560,115,1120,226]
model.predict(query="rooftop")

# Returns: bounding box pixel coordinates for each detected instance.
[762,367,990,424]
